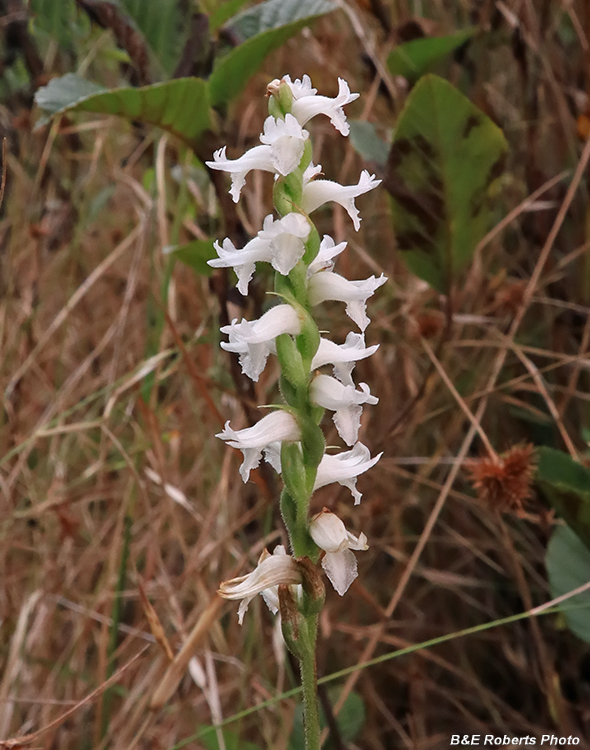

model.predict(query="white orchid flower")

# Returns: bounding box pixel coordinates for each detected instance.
[216,411,301,482]
[206,115,309,203]
[258,213,311,275]
[221,304,301,382]
[282,75,359,136]
[311,332,380,386]
[313,442,382,505]
[218,545,302,624]
[308,270,387,331]
[309,509,368,596]
[302,169,381,230]
[206,145,276,203]
[209,214,311,294]
[208,236,271,296]
[310,374,378,446]
[259,114,309,176]
[307,234,347,277]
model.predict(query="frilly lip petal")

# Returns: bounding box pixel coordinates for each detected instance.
[301,169,381,230]
[308,271,387,331]
[310,374,379,446]
[313,443,382,504]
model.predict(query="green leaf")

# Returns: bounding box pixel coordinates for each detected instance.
[288,689,365,749]
[30,0,80,47]
[384,74,507,293]
[209,0,251,33]
[209,0,337,107]
[546,524,590,643]
[536,447,590,550]
[165,240,216,276]
[387,27,477,82]
[118,0,190,75]
[35,74,211,149]
[348,120,390,166]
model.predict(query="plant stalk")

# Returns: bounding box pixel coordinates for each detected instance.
[299,615,321,750]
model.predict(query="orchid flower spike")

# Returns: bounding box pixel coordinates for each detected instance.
[309,509,368,595]
[314,442,382,504]
[310,374,378,446]
[282,75,360,136]
[216,410,301,482]
[302,167,381,230]
[308,270,387,331]
[311,332,380,386]
[219,545,302,624]
[209,214,311,295]
[220,304,301,382]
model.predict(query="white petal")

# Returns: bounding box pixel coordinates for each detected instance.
[282,74,317,100]
[311,332,380,385]
[333,404,363,446]
[291,78,359,135]
[301,170,381,230]
[322,549,358,596]
[309,509,350,553]
[263,441,282,475]
[307,235,347,276]
[217,411,301,482]
[206,145,276,202]
[309,271,386,330]
[208,236,272,295]
[219,546,301,623]
[313,443,382,504]
[259,114,309,175]
[258,213,311,275]
[220,304,301,381]
[310,375,378,446]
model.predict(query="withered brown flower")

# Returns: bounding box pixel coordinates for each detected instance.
[469,444,537,514]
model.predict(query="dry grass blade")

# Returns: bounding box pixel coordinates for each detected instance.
[137,577,174,662]
[149,596,224,710]
[0,647,150,748]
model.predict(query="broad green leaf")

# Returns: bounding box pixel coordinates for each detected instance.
[546,524,590,643]
[119,0,189,75]
[289,689,365,749]
[164,240,216,276]
[387,27,477,82]
[349,120,390,166]
[228,0,336,40]
[209,0,251,33]
[537,447,590,550]
[209,0,337,107]
[35,74,211,149]
[384,74,507,292]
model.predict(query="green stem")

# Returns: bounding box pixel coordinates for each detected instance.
[299,615,321,750]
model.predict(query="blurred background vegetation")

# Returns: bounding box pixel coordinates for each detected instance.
[1,0,590,747]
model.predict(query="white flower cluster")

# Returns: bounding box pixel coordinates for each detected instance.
[210,75,384,619]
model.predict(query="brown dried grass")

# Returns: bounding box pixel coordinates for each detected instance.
[1,2,590,748]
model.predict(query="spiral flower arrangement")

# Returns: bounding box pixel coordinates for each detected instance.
[206,75,385,748]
